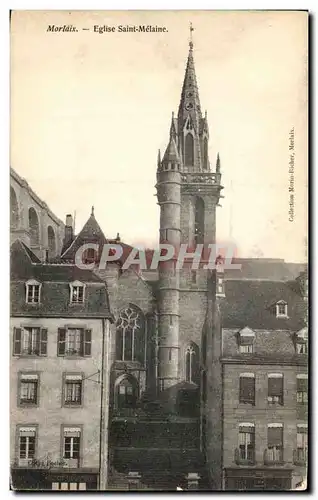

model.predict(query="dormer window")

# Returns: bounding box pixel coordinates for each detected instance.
[276,301,288,318]
[26,280,41,304]
[238,327,255,354]
[70,281,85,304]
[295,327,308,354]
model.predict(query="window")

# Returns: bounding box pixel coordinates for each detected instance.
[194,197,204,244]
[63,427,81,465]
[159,379,165,392]
[217,277,225,296]
[203,136,208,169]
[295,425,308,463]
[18,427,36,465]
[239,344,254,354]
[268,374,284,405]
[191,270,197,283]
[116,376,138,409]
[26,280,41,304]
[64,375,82,406]
[58,328,91,357]
[239,373,255,405]
[295,328,308,354]
[185,342,199,384]
[13,327,47,356]
[238,327,255,353]
[19,374,38,405]
[238,424,255,462]
[276,301,288,318]
[116,306,145,363]
[296,342,308,354]
[185,133,194,166]
[266,424,283,463]
[52,483,86,491]
[70,281,85,304]
[296,374,308,404]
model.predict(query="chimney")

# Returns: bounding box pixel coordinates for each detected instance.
[63,214,74,250]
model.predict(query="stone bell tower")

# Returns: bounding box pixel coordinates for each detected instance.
[156,31,223,395]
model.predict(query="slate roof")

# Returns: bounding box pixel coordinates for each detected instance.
[225,258,306,281]
[220,279,306,330]
[61,212,108,260]
[10,239,112,319]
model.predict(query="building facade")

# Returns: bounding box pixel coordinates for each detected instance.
[220,274,308,490]
[10,239,113,490]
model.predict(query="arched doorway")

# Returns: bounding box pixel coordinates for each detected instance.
[115,375,138,410]
[10,186,19,229]
[28,207,40,246]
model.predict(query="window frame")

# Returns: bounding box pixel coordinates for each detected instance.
[267,373,284,405]
[57,327,92,358]
[69,281,85,305]
[276,301,288,318]
[13,327,47,357]
[239,373,255,405]
[16,424,38,466]
[63,373,84,407]
[296,374,308,404]
[18,372,40,407]
[238,423,255,462]
[61,425,82,467]
[25,280,41,305]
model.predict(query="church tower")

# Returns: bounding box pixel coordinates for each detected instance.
[156,29,223,394]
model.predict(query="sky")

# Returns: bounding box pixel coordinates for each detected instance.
[10,10,308,262]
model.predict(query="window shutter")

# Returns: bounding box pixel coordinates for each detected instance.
[58,328,66,356]
[268,426,283,446]
[268,377,283,396]
[35,329,40,354]
[13,328,22,355]
[40,329,48,356]
[84,329,92,356]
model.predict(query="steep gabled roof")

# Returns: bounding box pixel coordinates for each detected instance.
[61,210,108,261]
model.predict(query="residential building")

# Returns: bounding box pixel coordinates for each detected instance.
[10,239,113,490]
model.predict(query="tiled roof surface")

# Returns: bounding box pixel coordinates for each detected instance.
[220,279,305,330]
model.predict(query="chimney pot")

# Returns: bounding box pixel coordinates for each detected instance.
[65,214,73,227]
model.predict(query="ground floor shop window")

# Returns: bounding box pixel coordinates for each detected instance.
[52,482,86,490]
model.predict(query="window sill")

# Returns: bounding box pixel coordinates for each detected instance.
[13,354,46,358]
[239,401,255,406]
[58,355,91,359]
[63,403,83,408]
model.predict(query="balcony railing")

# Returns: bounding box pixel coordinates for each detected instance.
[293,448,307,466]
[234,447,255,466]
[264,448,284,465]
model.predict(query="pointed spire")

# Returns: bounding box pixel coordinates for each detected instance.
[178,27,202,130]
[162,136,181,165]
[216,153,221,172]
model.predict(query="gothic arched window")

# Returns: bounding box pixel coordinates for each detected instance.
[115,375,138,410]
[116,305,145,363]
[185,342,200,384]
[203,136,208,169]
[28,207,40,246]
[194,197,205,244]
[47,226,56,257]
[10,186,19,229]
[185,133,194,166]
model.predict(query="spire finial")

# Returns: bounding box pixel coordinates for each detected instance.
[189,22,194,49]
[91,205,94,216]
[216,153,221,173]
